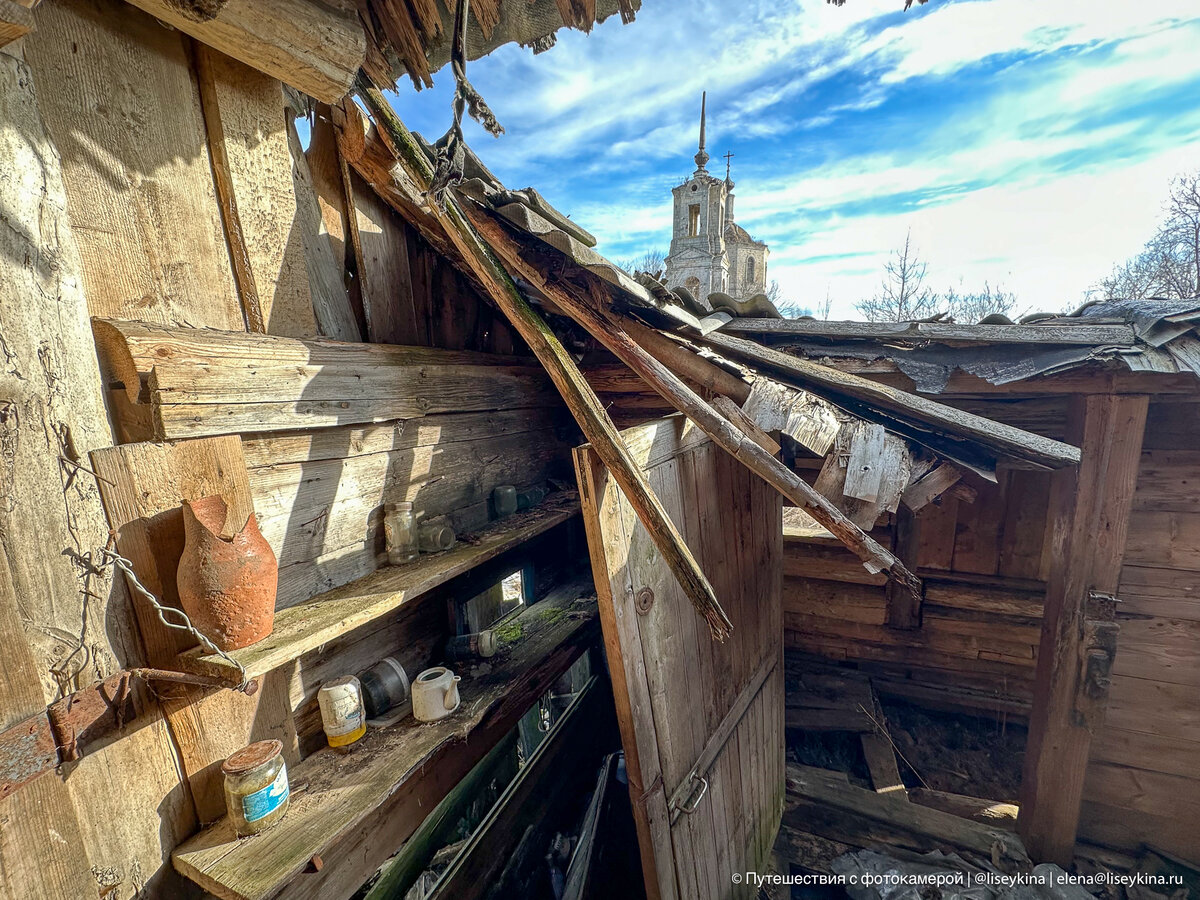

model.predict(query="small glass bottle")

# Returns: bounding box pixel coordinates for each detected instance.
[384,501,418,565]
[222,739,290,836]
[492,485,518,518]
[418,521,456,553]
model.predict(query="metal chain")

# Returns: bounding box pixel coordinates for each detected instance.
[101,547,252,692]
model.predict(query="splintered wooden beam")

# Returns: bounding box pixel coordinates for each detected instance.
[121,0,366,102]
[467,206,921,598]
[353,81,731,640]
[698,329,1082,472]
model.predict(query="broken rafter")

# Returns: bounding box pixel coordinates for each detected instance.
[466,205,922,600]
[352,80,732,640]
[698,329,1082,472]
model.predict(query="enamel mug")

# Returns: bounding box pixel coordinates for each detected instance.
[412,666,461,722]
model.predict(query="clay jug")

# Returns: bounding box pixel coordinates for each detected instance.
[177,495,277,652]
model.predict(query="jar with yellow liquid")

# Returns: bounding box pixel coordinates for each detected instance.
[318,675,366,752]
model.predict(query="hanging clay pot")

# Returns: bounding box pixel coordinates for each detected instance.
[177,495,277,652]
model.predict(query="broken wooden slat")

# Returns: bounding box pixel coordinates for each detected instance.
[468,205,922,599]
[91,319,558,439]
[901,462,964,511]
[121,0,367,102]
[719,318,1138,346]
[740,378,840,457]
[843,423,887,502]
[354,82,733,640]
[173,582,600,900]
[908,788,1018,830]
[860,733,907,797]
[814,423,913,531]
[784,764,1029,867]
[698,329,1082,471]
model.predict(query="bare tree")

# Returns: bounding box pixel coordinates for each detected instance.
[856,230,941,322]
[942,282,1017,323]
[619,249,667,277]
[817,287,833,321]
[1102,172,1200,300]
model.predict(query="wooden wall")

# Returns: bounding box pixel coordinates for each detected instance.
[783,459,1051,717]
[783,390,1200,858]
[0,2,568,897]
[1078,399,1200,860]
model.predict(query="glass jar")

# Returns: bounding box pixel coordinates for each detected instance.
[418,521,456,553]
[384,501,418,565]
[222,739,290,836]
[492,485,518,518]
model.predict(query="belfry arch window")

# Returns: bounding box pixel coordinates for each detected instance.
[747,257,756,284]
[688,205,700,237]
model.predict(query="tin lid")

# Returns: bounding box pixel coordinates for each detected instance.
[222,739,282,776]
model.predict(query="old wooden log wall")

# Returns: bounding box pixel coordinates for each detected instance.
[779,385,1200,861]
[0,2,572,897]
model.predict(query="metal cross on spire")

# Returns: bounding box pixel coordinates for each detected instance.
[723,150,735,182]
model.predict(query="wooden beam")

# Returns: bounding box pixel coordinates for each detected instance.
[192,41,266,333]
[711,395,780,455]
[617,319,751,403]
[0,0,33,47]
[1017,393,1149,865]
[467,209,922,600]
[698,329,1082,471]
[121,0,366,102]
[900,463,963,511]
[719,318,1138,346]
[353,82,733,640]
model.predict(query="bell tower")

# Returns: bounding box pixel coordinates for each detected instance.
[664,92,730,304]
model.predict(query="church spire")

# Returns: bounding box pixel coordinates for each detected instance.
[694,91,710,170]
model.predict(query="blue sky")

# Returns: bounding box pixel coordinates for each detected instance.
[385,0,1200,318]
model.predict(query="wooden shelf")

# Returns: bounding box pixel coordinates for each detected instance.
[179,492,580,683]
[172,579,600,900]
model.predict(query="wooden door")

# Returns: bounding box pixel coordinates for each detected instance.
[573,416,784,900]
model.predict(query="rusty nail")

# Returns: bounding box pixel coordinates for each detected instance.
[635,587,654,616]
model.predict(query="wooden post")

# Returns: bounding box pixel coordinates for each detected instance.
[1017,394,1148,865]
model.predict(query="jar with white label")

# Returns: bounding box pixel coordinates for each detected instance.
[222,739,290,836]
[318,675,366,752]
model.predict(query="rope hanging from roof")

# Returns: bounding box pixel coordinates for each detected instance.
[431,0,504,198]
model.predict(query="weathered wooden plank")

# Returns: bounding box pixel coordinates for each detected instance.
[180,493,581,683]
[1089,726,1200,780]
[173,583,599,900]
[900,463,963,511]
[1124,510,1200,571]
[25,0,244,329]
[350,167,423,345]
[697,329,1082,471]
[1019,394,1149,866]
[719,318,1138,346]
[784,764,1028,866]
[92,319,559,438]
[842,423,887,502]
[907,789,1017,828]
[860,733,906,796]
[740,378,840,456]
[121,0,366,103]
